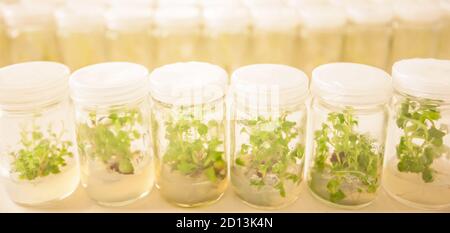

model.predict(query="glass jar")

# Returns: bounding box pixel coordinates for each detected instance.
[230,64,309,209]
[56,6,106,71]
[297,4,346,75]
[70,62,154,206]
[149,62,228,207]
[438,0,450,59]
[203,6,251,74]
[250,6,298,66]
[2,3,60,63]
[384,59,450,210]
[153,6,202,67]
[343,2,393,70]
[390,0,443,67]
[0,10,9,67]
[105,8,155,69]
[307,63,392,208]
[0,62,79,206]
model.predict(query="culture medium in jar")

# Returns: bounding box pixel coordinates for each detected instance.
[343,1,393,70]
[0,62,79,206]
[153,6,202,67]
[55,6,106,70]
[2,3,60,63]
[203,6,251,74]
[105,8,155,69]
[308,63,392,208]
[149,62,228,207]
[70,62,154,206]
[230,64,309,209]
[297,4,346,75]
[390,0,443,66]
[0,5,9,67]
[438,0,450,59]
[384,59,450,210]
[250,6,298,65]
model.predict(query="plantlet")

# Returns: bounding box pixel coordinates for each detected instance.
[76,109,144,175]
[395,98,449,183]
[310,108,382,203]
[162,113,226,183]
[234,114,304,197]
[11,124,73,181]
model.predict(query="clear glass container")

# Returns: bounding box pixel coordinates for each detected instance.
[153,6,202,67]
[149,62,228,207]
[70,62,154,206]
[250,6,298,66]
[297,4,346,75]
[56,6,106,71]
[0,62,79,206]
[438,0,450,59]
[390,0,443,67]
[307,63,392,209]
[203,6,251,74]
[384,59,450,210]
[105,8,155,69]
[230,64,309,209]
[0,9,10,67]
[2,3,60,63]
[343,2,393,70]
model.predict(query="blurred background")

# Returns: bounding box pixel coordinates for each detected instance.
[0,0,448,75]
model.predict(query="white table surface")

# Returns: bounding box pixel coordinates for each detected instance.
[1,181,448,213]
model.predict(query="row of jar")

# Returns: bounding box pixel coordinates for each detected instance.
[0,59,449,210]
[0,0,449,74]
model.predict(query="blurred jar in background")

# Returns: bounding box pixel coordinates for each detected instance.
[203,6,250,74]
[156,0,199,8]
[250,6,298,65]
[297,4,346,75]
[438,0,450,59]
[2,3,60,63]
[390,0,443,67]
[105,8,155,69]
[200,0,242,8]
[109,0,156,8]
[56,6,106,71]
[343,1,393,70]
[154,6,202,67]
[0,4,10,67]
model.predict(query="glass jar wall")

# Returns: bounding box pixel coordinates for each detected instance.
[390,0,443,67]
[0,62,79,206]
[297,4,346,75]
[250,6,298,66]
[343,2,393,70]
[307,63,392,208]
[70,62,154,206]
[438,0,450,59]
[0,9,9,67]
[203,6,250,74]
[105,8,155,69]
[2,3,60,63]
[56,6,106,70]
[149,62,228,207]
[153,6,202,67]
[230,64,309,209]
[384,59,450,210]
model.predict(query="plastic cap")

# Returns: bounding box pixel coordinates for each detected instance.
[203,7,250,32]
[299,4,347,29]
[394,0,443,23]
[312,63,392,106]
[154,6,200,28]
[251,6,299,30]
[149,62,228,106]
[105,8,153,31]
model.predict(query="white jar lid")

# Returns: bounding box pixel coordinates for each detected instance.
[441,0,450,15]
[2,3,55,29]
[105,8,153,31]
[0,62,70,110]
[312,63,392,106]
[156,0,199,7]
[200,0,242,7]
[251,6,299,30]
[393,58,450,101]
[231,64,309,110]
[298,4,347,29]
[244,0,285,7]
[345,1,393,25]
[149,62,228,106]
[203,6,250,33]
[109,0,155,8]
[55,6,105,32]
[70,62,149,107]
[154,6,200,28]
[394,0,443,23]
